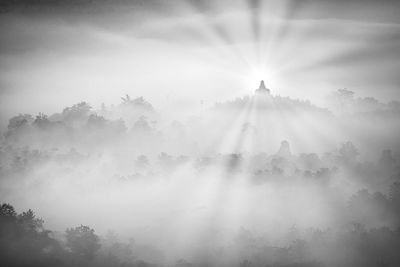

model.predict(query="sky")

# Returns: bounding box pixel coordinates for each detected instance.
[1,0,400,129]
[1,3,400,264]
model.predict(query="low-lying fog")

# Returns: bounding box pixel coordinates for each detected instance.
[1,88,400,266]
[1,1,400,266]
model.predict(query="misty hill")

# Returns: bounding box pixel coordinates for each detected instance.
[213,82,331,117]
[1,85,400,267]
[2,84,400,158]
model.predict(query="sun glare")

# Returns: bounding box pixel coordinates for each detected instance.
[244,66,277,91]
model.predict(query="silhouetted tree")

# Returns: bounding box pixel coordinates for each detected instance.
[17,209,44,232]
[65,225,101,260]
[33,112,51,129]
[86,114,107,128]
[0,203,17,218]
[7,114,33,131]
[0,203,63,267]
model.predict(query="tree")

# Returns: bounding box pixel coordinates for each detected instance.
[121,95,154,111]
[65,225,100,260]
[17,209,44,233]
[0,203,17,218]
[62,102,91,117]
[378,150,396,171]
[0,203,63,266]
[61,102,92,126]
[33,112,51,129]
[7,114,33,131]
[121,94,132,104]
[338,141,359,163]
[337,88,354,99]
[86,114,107,129]
[330,89,355,113]
[0,203,18,234]
[133,116,152,132]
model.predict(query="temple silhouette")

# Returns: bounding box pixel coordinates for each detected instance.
[255,80,270,94]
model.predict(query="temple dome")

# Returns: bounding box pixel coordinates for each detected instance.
[255,80,270,94]
[276,140,292,158]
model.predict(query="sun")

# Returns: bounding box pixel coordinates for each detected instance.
[244,66,276,91]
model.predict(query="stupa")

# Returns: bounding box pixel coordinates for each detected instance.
[255,80,270,94]
[276,140,292,158]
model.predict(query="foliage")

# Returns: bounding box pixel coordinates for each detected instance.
[65,225,101,259]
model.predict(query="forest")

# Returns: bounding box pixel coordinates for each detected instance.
[1,88,400,266]
[2,0,400,265]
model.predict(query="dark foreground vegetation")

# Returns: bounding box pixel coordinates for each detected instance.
[2,196,400,267]
[0,203,155,267]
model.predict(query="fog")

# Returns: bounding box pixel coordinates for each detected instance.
[1,1,400,267]
[1,87,400,266]
[2,0,400,129]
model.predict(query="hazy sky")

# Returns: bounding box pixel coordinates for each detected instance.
[1,0,400,128]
